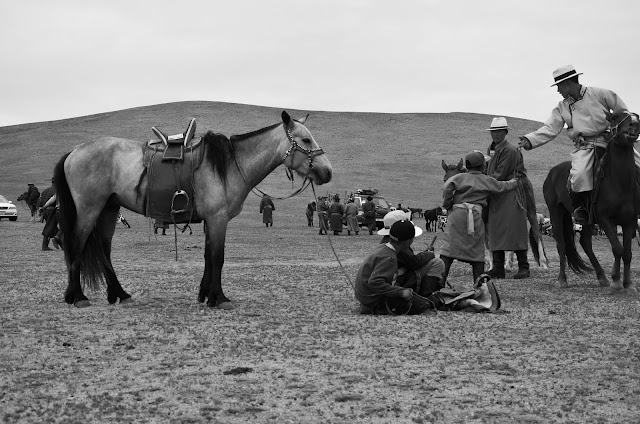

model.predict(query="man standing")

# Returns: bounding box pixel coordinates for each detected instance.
[259,194,275,228]
[38,178,58,250]
[27,184,40,222]
[362,196,376,235]
[518,65,637,224]
[486,117,530,279]
[345,198,359,235]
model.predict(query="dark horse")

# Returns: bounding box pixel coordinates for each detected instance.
[54,111,333,309]
[442,158,548,269]
[544,111,640,292]
[423,206,444,232]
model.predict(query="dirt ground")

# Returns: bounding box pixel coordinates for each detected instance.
[2,202,640,423]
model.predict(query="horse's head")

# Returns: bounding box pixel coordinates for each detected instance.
[605,110,640,147]
[442,158,466,182]
[281,111,333,185]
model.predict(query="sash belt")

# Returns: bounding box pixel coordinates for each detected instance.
[453,202,482,235]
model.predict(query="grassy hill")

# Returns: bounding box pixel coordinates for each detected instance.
[0,101,572,213]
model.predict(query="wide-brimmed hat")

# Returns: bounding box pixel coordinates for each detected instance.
[378,210,423,238]
[551,64,582,86]
[487,117,509,131]
[465,150,486,168]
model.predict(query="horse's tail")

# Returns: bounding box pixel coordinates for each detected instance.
[529,227,540,265]
[54,153,108,291]
[559,213,592,274]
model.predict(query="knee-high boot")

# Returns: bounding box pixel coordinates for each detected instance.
[487,251,505,278]
[42,236,52,251]
[513,250,530,279]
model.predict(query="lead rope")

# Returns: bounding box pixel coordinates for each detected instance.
[310,183,436,316]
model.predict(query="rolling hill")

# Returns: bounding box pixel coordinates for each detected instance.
[0,101,572,214]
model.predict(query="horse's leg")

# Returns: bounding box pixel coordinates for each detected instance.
[578,226,609,287]
[549,206,569,287]
[198,227,212,304]
[203,219,233,309]
[99,206,132,304]
[621,224,636,294]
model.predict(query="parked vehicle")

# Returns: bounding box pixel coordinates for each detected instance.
[348,189,391,230]
[0,195,18,221]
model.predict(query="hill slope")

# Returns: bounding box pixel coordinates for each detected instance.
[0,101,572,211]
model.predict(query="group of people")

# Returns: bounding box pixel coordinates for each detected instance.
[354,64,637,315]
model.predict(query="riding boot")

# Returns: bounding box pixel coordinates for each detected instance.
[471,261,485,283]
[440,255,454,286]
[513,250,530,279]
[42,236,52,251]
[419,276,444,297]
[569,188,589,224]
[486,251,505,278]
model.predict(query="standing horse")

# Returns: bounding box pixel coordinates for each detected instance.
[442,158,548,269]
[54,111,332,308]
[544,111,640,292]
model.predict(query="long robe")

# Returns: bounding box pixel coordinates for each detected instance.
[259,197,275,224]
[486,139,528,251]
[328,202,345,232]
[440,171,517,262]
[345,202,359,233]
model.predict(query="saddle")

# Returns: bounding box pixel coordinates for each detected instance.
[143,118,205,224]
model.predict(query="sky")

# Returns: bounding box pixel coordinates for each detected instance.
[1,0,639,127]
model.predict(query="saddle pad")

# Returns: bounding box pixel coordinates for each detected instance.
[146,146,204,224]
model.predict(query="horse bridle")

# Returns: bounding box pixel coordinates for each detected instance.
[606,112,639,144]
[232,123,327,200]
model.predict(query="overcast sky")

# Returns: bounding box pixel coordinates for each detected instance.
[1,0,638,127]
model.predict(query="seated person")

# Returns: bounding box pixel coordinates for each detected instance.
[377,210,445,297]
[355,220,434,315]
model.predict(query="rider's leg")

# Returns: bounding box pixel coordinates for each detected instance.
[487,250,505,278]
[513,250,530,279]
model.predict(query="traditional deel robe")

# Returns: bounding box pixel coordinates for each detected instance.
[259,196,275,224]
[354,243,405,308]
[317,200,329,231]
[524,86,640,192]
[486,139,528,251]
[345,202,359,232]
[329,201,345,232]
[440,171,517,262]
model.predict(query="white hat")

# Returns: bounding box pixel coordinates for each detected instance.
[377,210,423,237]
[551,64,582,86]
[487,117,509,131]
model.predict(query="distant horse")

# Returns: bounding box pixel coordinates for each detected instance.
[442,158,548,269]
[423,206,444,231]
[408,207,423,219]
[544,111,640,292]
[54,111,332,308]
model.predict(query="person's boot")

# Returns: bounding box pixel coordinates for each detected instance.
[42,236,52,251]
[419,276,444,297]
[513,250,530,279]
[569,188,589,224]
[486,251,505,278]
[471,261,485,283]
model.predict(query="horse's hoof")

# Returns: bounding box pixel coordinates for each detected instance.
[120,297,134,304]
[74,300,91,308]
[215,302,235,310]
[558,280,569,288]
[625,286,638,296]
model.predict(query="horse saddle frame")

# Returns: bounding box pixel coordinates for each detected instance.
[143,118,205,224]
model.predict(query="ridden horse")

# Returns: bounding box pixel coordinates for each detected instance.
[544,111,640,292]
[442,159,548,269]
[54,111,332,308]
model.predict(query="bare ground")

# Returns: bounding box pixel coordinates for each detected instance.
[2,204,640,423]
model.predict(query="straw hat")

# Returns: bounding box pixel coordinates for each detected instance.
[486,117,509,131]
[550,64,582,86]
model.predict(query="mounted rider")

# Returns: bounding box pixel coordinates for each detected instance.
[518,65,639,224]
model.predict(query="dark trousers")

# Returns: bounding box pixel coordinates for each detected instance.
[440,255,484,285]
[492,250,529,271]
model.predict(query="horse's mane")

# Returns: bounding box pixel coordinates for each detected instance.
[202,131,232,183]
[202,122,282,182]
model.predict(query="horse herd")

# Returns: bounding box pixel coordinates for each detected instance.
[50,110,640,309]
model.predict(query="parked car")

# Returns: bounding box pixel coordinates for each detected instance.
[0,195,18,221]
[349,189,391,230]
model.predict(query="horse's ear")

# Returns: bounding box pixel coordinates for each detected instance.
[297,114,309,125]
[604,109,614,123]
[457,158,464,170]
[441,160,448,171]
[281,111,292,128]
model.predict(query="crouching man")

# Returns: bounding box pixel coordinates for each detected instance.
[355,219,439,315]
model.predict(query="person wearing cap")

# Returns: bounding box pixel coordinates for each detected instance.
[518,65,639,224]
[344,198,359,235]
[485,117,530,279]
[439,150,519,287]
[362,195,377,235]
[378,210,445,297]
[355,220,434,315]
[316,196,329,235]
